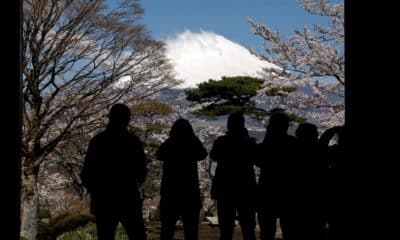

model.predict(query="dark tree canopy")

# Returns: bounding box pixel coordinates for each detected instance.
[185,76,266,117]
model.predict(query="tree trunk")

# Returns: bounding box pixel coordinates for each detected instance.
[20,173,38,240]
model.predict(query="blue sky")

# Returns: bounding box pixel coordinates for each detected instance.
[107,0,343,88]
[138,0,343,50]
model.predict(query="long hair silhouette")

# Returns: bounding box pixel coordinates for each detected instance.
[156,118,207,240]
[169,118,196,140]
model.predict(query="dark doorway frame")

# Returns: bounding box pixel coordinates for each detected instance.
[2,0,22,239]
[8,0,359,238]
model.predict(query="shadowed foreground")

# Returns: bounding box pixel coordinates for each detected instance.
[57,221,283,240]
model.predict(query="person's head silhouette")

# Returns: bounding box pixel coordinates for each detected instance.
[267,110,289,136]
[227,113,245,132]
[108,103,131,129]
[296,122,318,144]
[170,118,195,139]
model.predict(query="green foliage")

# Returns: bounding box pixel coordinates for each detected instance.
[57,223,97,240]
[128,101,167,201]
[56,222,158,240]
[195,104,268,118]
[152,205,161,222]
[252,108,270,118]
[195,104,248,117]
[114,224,129,240]
[288,113,307,123]
[129,100,170,144]
[52,213,95,232]
[130,100,172,140]
[265,84,297,96]
[141,164,162,199]
[128,123,168,144]
[145,122,169,134]
[186,76,263,104]
[38,208,51,220]
[37,213,95,240]
[133,100,173,117]
[186,76,264,117]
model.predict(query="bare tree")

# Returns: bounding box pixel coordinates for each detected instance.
[248,0,344,128]
[21,0,178,238]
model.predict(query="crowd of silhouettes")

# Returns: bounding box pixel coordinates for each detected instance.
[80,104,343,240]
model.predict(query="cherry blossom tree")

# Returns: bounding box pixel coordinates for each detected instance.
[21,0,178,238]
[248,0,344,129]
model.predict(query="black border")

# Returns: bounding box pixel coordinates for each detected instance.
[2,1,22,239]
[2,0,388,238]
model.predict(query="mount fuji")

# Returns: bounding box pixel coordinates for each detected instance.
[164,30,278,89]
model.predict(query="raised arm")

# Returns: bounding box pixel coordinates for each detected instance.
[319,126,342,147]
[192,137,208,161]
[209,138,222,162]
[155,140,169,161]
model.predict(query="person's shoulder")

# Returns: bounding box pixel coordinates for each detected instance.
[159,138,173,147]
[329,144,343,152]
[248,137,257,144]
[286,135,297,147]
[90,131,107,142]
[192,136,205,146]
[127,132,143,144]
[214,135,229,143]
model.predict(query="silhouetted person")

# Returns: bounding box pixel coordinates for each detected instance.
[292,123,328,240]
[80,104,147,240]
[319,126,344,240]
[255,110,297,240]
[210,113,257,240]
[156,119,208,240]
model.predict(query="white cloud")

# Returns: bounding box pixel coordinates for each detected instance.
[165,30,279,89]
